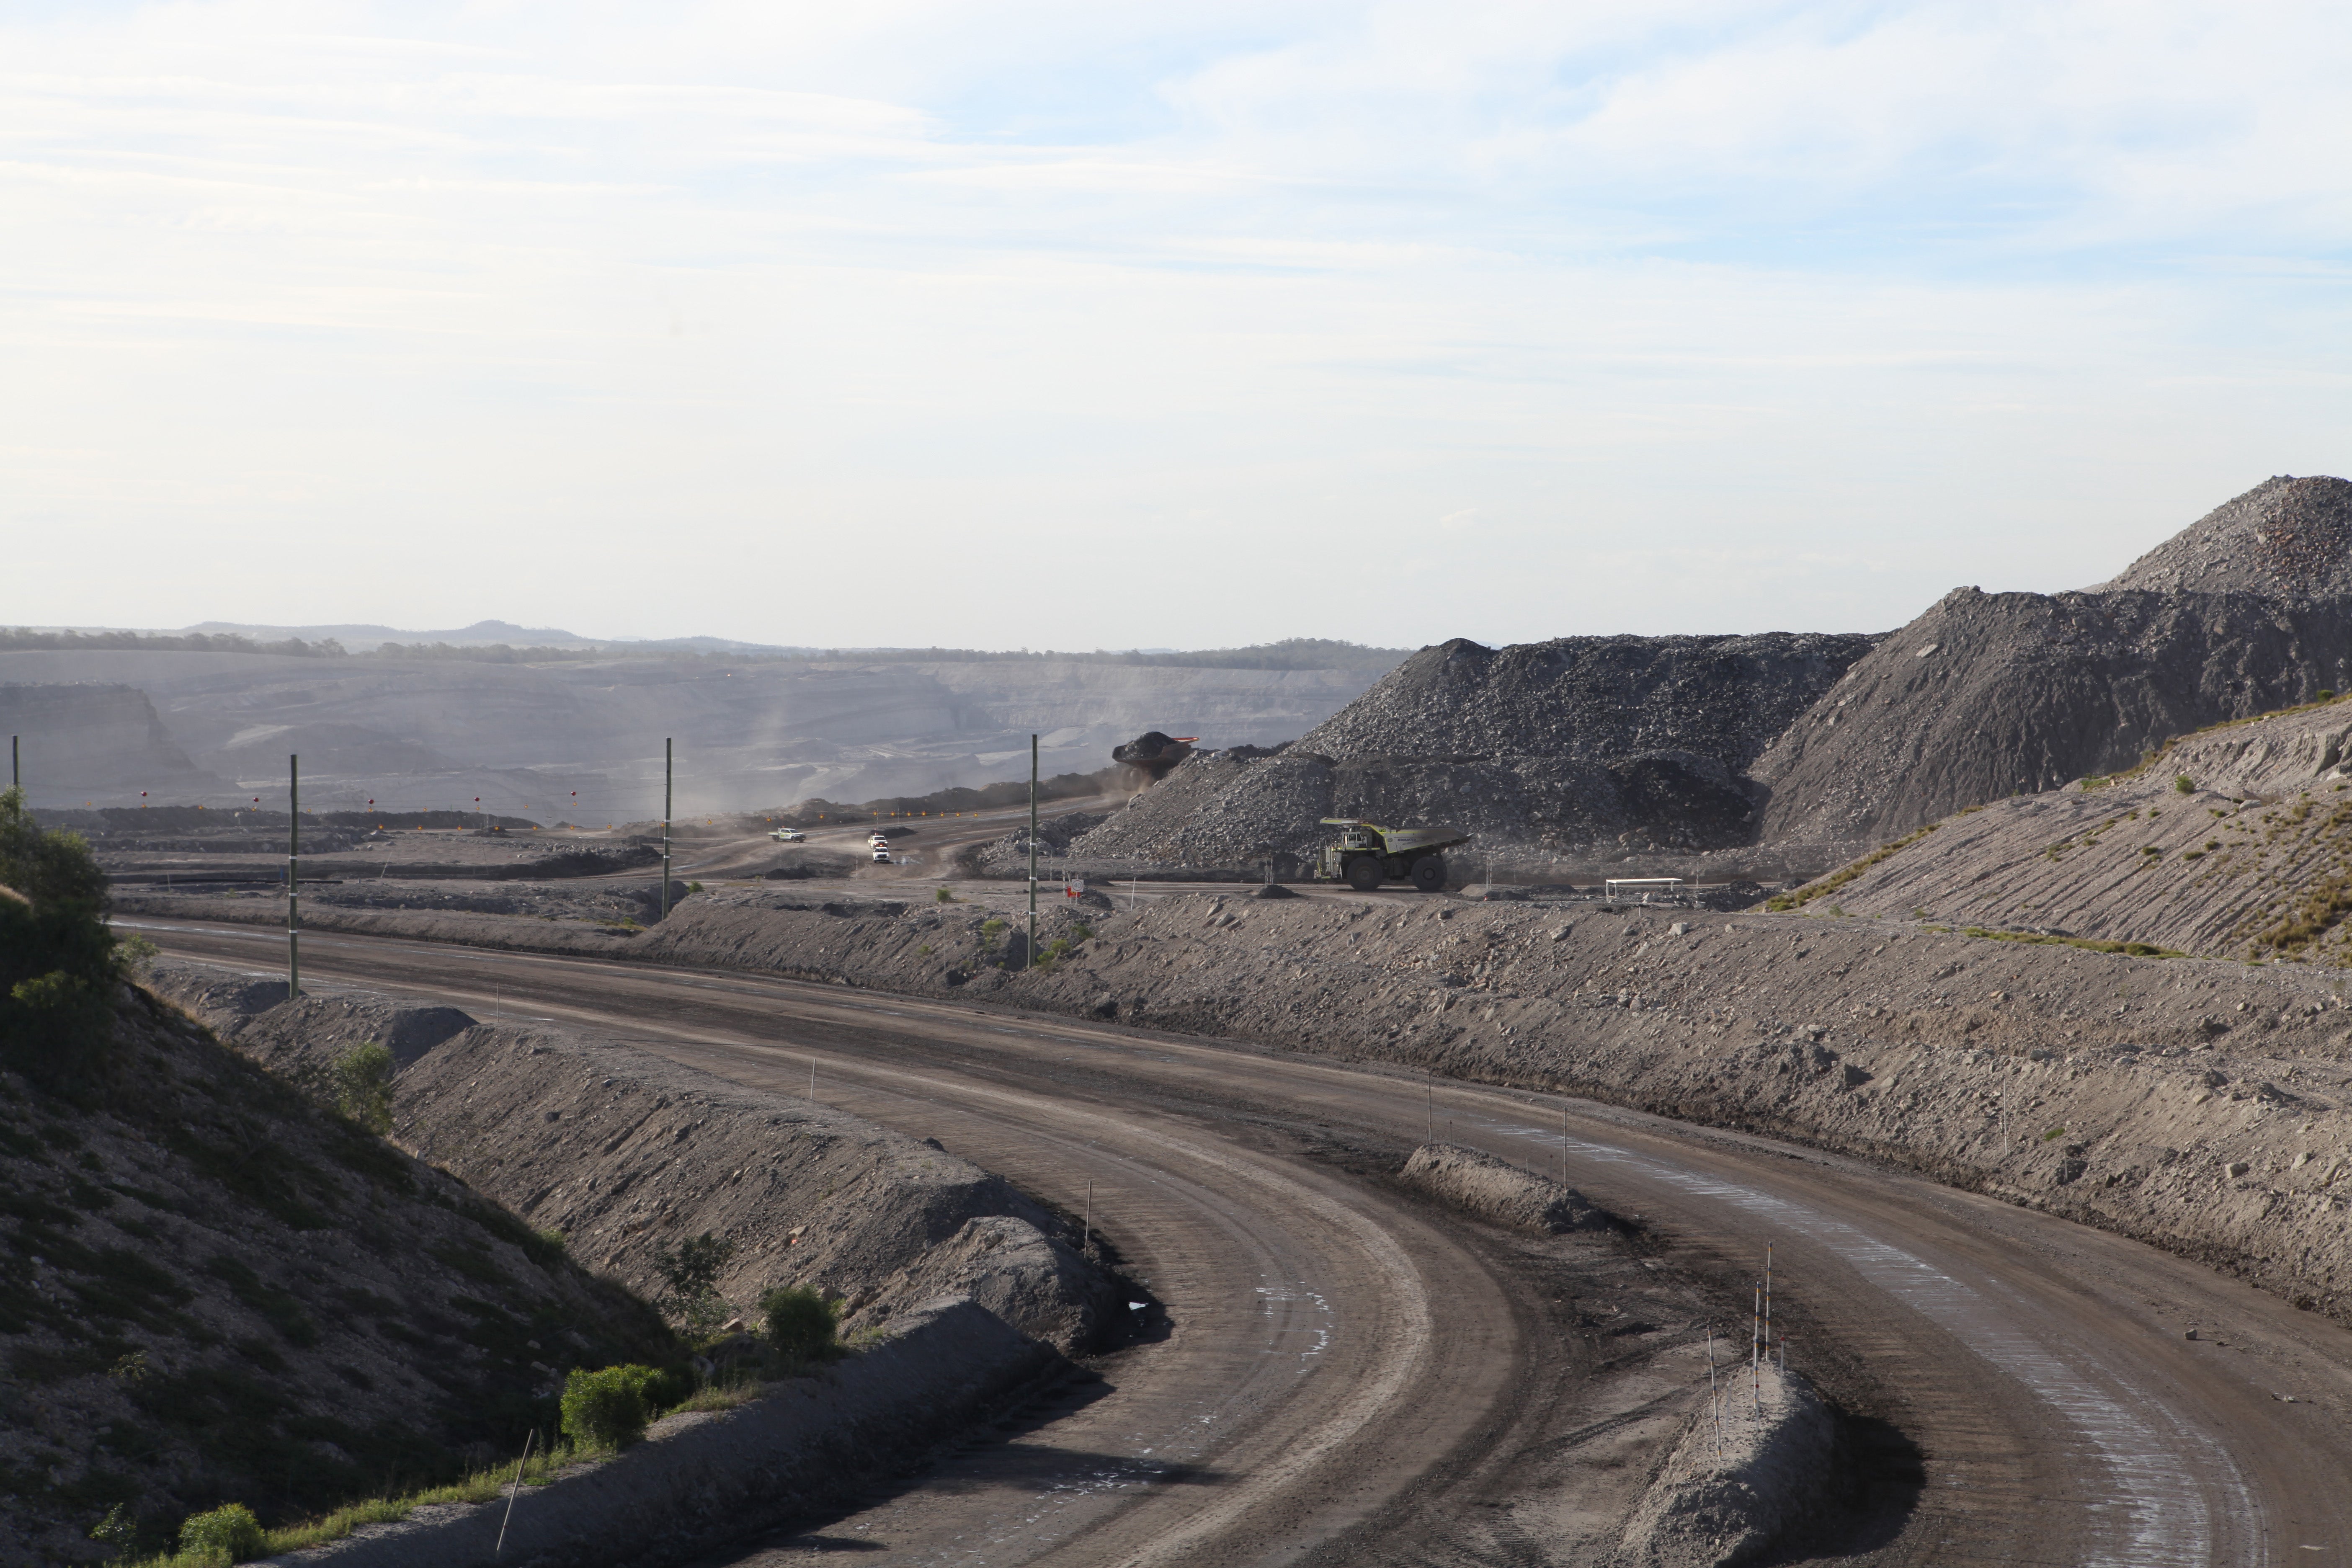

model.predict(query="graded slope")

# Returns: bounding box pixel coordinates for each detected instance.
[1772,694,2352,963]
[151,967,1116,1357]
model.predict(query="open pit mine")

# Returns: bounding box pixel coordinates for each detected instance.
[14,477,2352,1565]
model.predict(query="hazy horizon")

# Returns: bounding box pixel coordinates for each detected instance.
[8,3,2349,649]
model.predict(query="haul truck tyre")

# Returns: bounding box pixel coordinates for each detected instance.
[1345,856,1383,892]
[1410,854,1447,892]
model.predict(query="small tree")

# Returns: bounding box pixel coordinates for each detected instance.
[88,1502,138,1559]
[331,1042,395,1133]
[652,1231,738,1336]
[178,1502,264,1563]
[0,787,121,1097]
[759,1285,838,1361]
[560,1364,663,1449]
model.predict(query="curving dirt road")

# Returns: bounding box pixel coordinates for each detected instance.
[133,917,2352,1566]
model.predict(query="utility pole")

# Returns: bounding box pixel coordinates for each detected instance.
[287,753,301,999]
[661,738,673,919]
[9,735,17,792]
[1026,733,1039,969]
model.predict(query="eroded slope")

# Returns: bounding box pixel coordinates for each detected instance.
[0,989,673,1566]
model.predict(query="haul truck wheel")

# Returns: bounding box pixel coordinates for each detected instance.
[1410,854,1447,892]
[1345,855,1383,892]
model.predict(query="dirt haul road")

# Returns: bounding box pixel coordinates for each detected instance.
[137,918,2352,1567]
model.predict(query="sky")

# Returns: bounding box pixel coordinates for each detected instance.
[5,0,2350,649]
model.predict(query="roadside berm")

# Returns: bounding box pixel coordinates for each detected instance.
[150,964,1117,1357]
[1614,1358,1836,1568]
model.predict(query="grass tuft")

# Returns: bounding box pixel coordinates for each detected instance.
[1766,825,1938,913]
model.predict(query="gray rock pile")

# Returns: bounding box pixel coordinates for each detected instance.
[1755,579,2352,851]
[1297,633,1875,767]
[2099,475,2352,599]
[1071,634,1874,869]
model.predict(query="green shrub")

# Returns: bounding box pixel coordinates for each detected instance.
[934,886,957,903]
[0,787,122,1098]
[331,1042,395,1134]
[2175,774,2195,794]
[179,1502,264,1563]
[560,1364,663,1449]
[759,1285,838,1359]
[89,1501,137,1554]
[652,1231,737,1334]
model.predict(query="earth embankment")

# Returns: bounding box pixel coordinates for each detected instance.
[150,966,1117,1356]
[1779,692,2352,965]
[0,987,675,1567]
[120,881,2352,1337]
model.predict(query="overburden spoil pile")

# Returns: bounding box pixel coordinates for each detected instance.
[1751,586,2352,853]
[1071,633,1876,870]
[2099,475,2352,599]
[1756,475,2352,856]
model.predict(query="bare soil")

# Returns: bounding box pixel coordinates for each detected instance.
[149,968,1119,1359]
[0,988,673,1566]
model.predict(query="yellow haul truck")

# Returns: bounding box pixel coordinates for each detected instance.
[1313,819,1470,892]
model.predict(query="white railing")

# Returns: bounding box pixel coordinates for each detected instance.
[1603,877,1684,904]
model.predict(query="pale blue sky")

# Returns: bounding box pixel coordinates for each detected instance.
[6,2,2349,647]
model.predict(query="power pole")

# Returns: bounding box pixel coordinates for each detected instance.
[661,738,673,919]
[1027,733,1039,969]
[287,753,301,999]
[9,734,16,792]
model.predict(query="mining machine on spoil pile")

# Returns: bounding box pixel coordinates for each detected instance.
[1313,819,1469,892]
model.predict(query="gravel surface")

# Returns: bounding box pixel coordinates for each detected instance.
[2100,475,2352,599]
[654,890,2352,1332]
[1752,586,2352,852]
[135,876,2352,1334]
